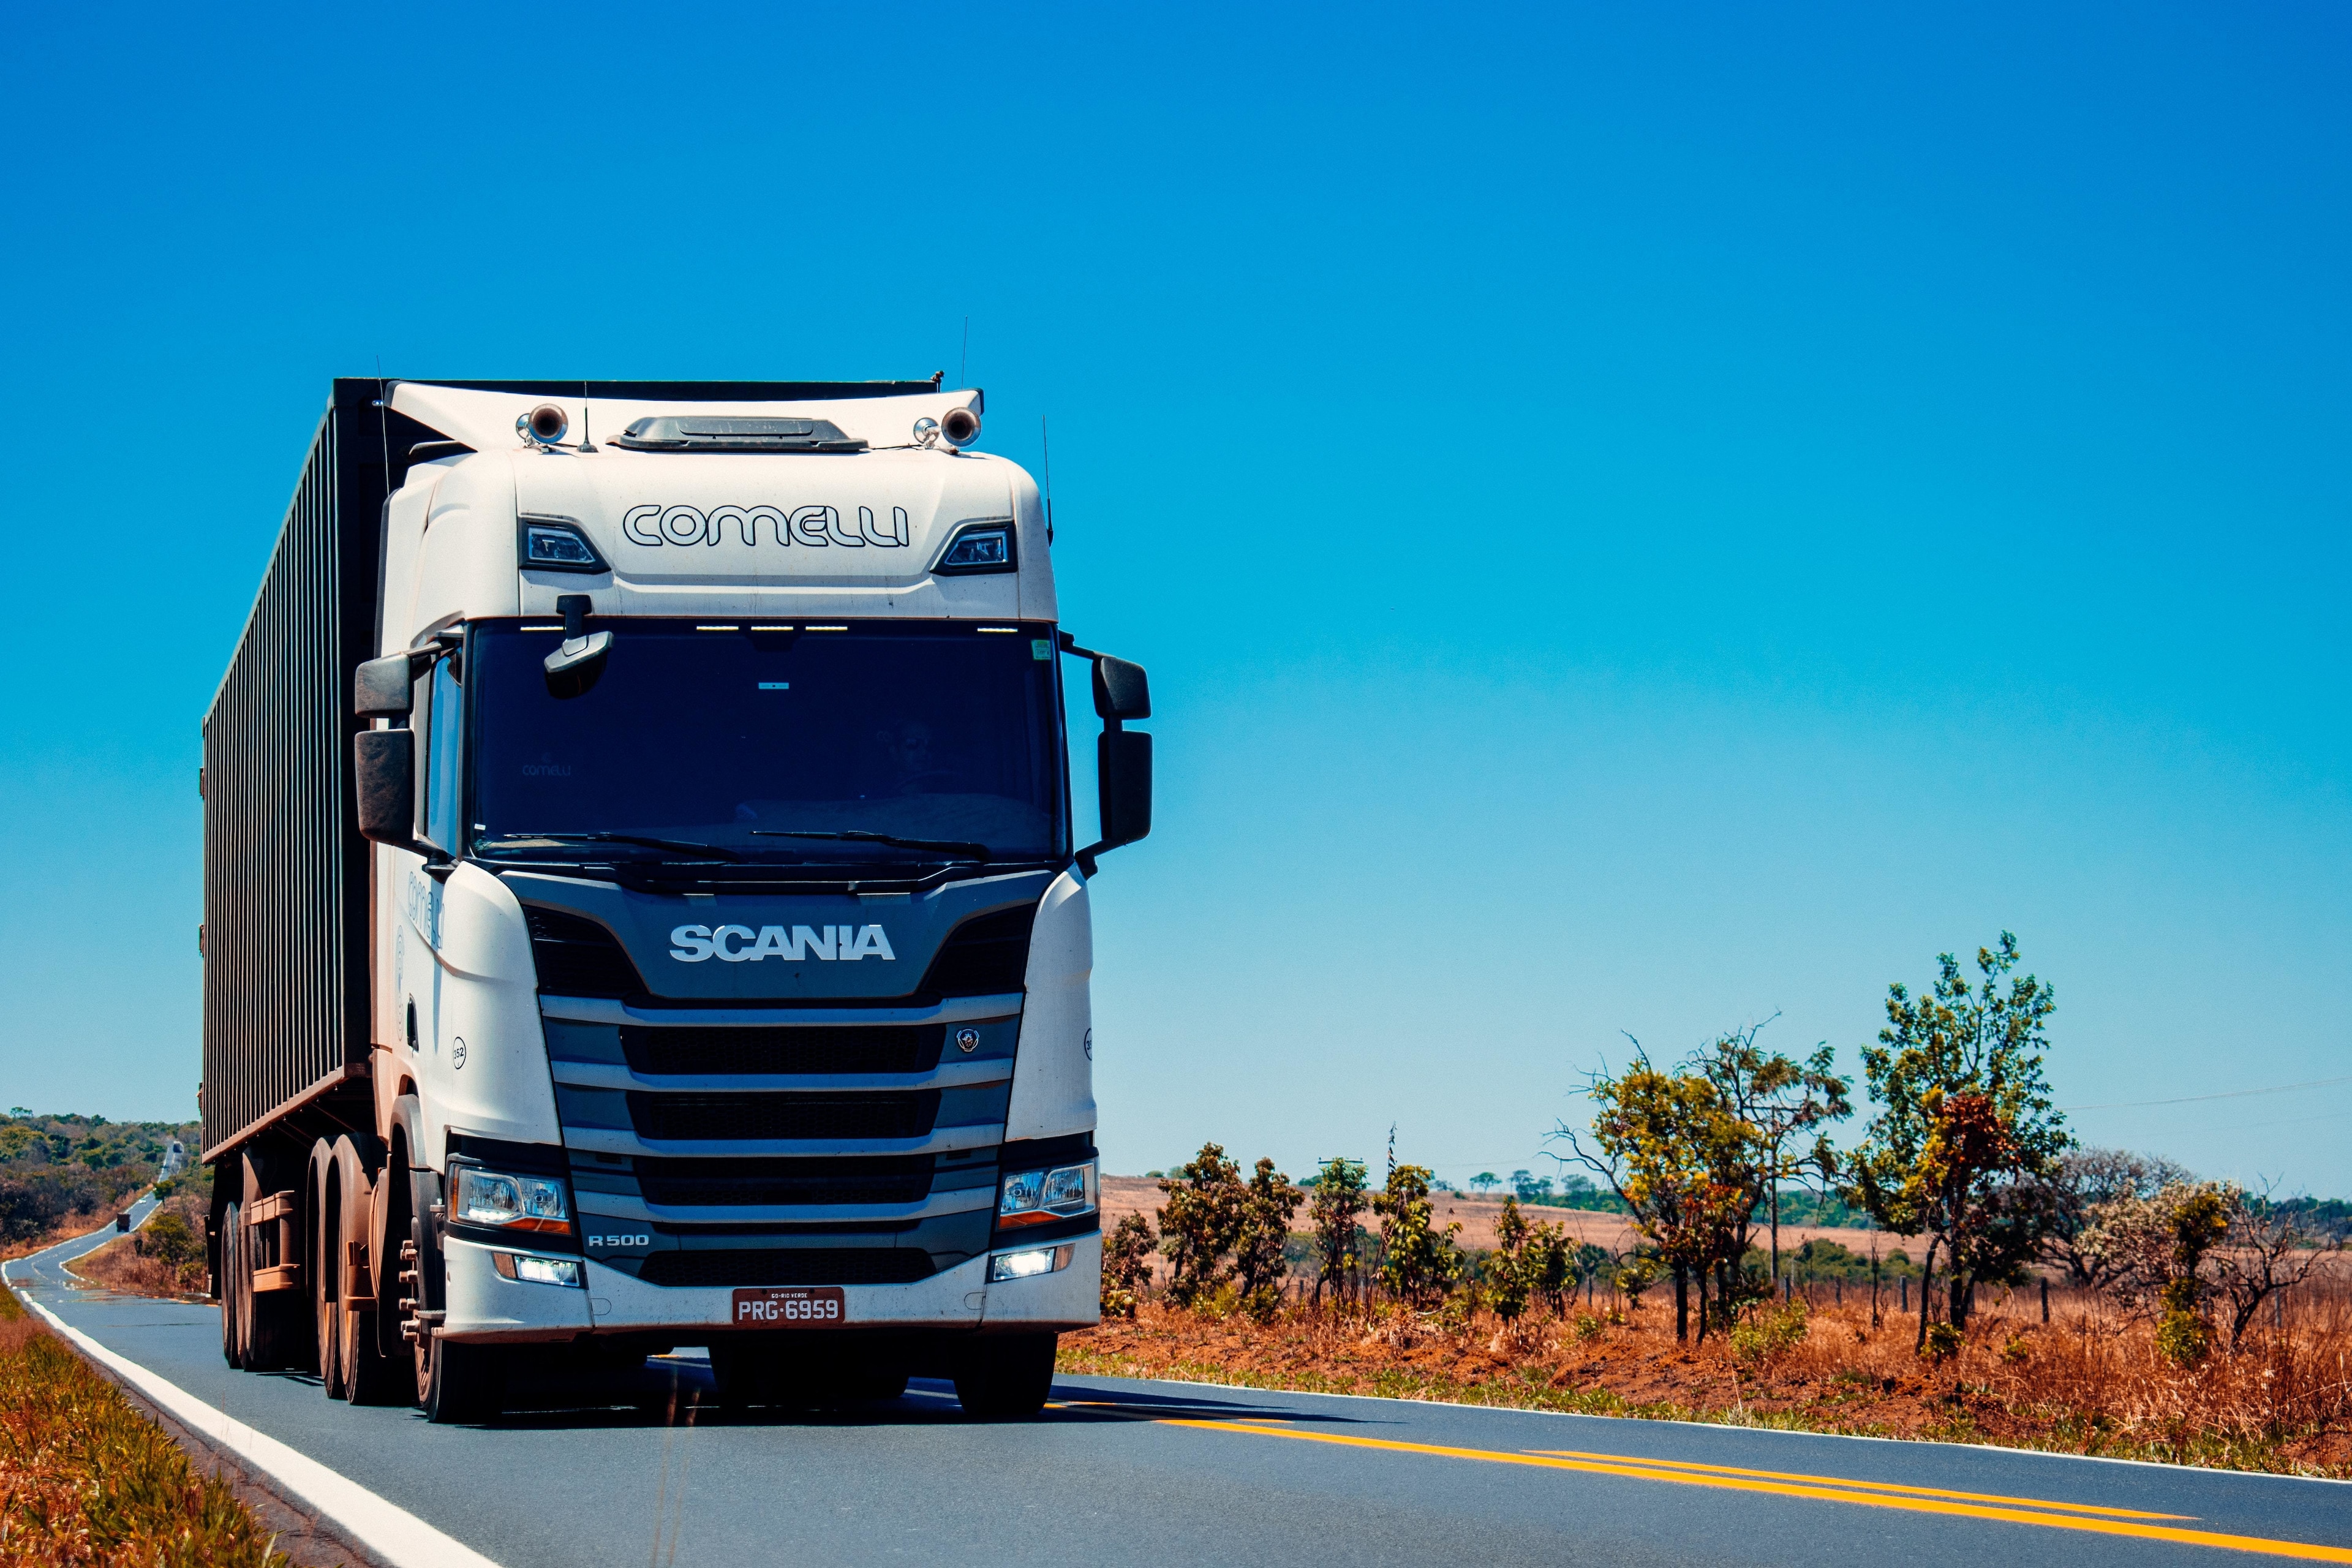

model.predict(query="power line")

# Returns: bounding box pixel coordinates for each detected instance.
[2062,1074,2352,1112]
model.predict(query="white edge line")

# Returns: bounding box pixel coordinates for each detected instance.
[1062,1371,2352,1488]
[13,1290,506,1568]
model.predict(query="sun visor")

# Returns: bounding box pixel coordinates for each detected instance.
[387,382,983,456]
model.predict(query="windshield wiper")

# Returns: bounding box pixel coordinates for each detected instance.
[478,831,747,862]
[748,829,990,861]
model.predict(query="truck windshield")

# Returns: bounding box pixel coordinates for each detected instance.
[466,619,1066,868]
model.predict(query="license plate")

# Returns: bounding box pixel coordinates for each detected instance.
[730,1286,848,1327]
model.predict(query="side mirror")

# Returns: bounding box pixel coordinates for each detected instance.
[353,729,415,847]
[1069,644,1152,876]
[1096,730,1153,853]
[1092,657,1150,721]
[354,654,414,718]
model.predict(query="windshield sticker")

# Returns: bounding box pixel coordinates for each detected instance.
[622,504,911,549]
[758,682,790,690]
[1031,639,1052,660]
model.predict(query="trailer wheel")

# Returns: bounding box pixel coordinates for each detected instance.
[219,1199,245,1368]
[334,1138,402,1405]
[309,1141,344,1399]
[239,1155,309,1371]
[952,1332,1057,1420]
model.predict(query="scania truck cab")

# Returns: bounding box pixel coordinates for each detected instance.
[202,379,1150,1422]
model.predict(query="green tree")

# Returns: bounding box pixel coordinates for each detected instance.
[1234,1159,1303,1319]
[1157,1142,1245,1308]
[1559,1052,1751,1341]
[1847,933,2070,1349]
[1694,1016,1850,1286]
[1101,1212,1156,1317]
[1488,1196,1534,1324]
[1528,1222,1574,1317]
[1373,1161,1461,1308]
[1470,1171,1500,1196]
[1308,1156,1370,1309]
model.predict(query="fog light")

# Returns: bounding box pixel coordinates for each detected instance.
[990,1245,1074,1282]
[491,1252,582,1287]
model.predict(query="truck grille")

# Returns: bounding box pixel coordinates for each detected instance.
[635,1155,937,1207]
[526,907,645,997]
[625,1091,941,1142]
[915,906,1035,998]
[619,1024,944,1077]
[638,1248,936,1287]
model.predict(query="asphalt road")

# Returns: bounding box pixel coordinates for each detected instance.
[9,1220,2350,1567]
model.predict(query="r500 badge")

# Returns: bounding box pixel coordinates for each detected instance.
[732,1286,847,1327]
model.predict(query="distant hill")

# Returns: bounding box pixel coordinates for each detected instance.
[0,1111,201,1243]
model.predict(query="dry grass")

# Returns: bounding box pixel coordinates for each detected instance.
[1062,1281,2352,1477]
[0,1283,306,1566]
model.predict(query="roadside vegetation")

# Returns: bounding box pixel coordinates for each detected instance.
[71,1177,213,1299]
[0,1281,305,1566]
[1073,933,2352,1476]
[0,1112,199,1261]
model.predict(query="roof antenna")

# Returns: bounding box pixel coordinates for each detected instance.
[1040,415,1055,546]
[959,317,969,388]
[577,379,595,452]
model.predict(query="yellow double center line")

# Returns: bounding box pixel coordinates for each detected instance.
[1146,1415,2352,1561]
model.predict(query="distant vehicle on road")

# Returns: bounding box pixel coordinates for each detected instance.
[200,379,1152,1423]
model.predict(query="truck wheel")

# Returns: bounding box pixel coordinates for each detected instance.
[952,1333,1057,1420]
[219,1200,245,1368]
[337,1140,402,1405]
[424,1338,507,1425]
[309,1141,344,1399]
[706,1340,778,1409]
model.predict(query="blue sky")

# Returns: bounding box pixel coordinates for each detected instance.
[2,4,2346,1191]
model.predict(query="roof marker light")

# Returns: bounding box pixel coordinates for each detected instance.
[976,626,1018,633]
[695,625,740,631]
[805,624,848,631]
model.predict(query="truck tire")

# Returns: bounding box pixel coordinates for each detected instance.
[952,1333,1057,1420]
[309,1141,344,1400]
[705,1340,779,1409]
[219,1200,245,1369]
[336,1139,402,1405]
[424,1338,507,1425]
[239,1156,309,1372]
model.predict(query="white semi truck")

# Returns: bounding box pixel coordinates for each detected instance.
[201,378,1151,1422]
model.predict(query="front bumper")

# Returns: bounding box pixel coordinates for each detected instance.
[441,1232,1101,1343]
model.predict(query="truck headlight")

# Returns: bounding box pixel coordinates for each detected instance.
[990,1244,1075,1282]
[451,1167,572,1233]
[998,1161,1096,1228]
